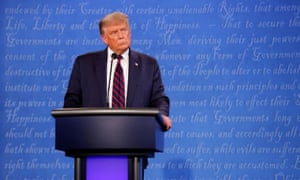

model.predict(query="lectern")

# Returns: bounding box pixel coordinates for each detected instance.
[51,108,165,180]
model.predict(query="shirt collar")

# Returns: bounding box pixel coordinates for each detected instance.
[108,47,129,59]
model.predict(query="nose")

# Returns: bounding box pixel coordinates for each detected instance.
[116,30,125,38]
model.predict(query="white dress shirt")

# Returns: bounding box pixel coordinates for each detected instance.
[106,48,129,108]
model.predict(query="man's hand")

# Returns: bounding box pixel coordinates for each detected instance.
[162,114,172,131]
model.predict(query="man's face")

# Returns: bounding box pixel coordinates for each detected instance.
[101,22,131,55]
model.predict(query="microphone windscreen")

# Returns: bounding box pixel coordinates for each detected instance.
[111,53,117,59]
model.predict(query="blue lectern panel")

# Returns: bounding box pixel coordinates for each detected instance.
[86,156,128,180]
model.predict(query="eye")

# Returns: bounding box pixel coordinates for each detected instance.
[121,28,128,34]
[110,31,118,36]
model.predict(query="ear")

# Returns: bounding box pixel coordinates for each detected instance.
[101,35,108,45]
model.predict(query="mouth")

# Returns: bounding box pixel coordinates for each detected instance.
[118,41,128,46]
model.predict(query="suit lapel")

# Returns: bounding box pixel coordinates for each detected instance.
[127,51,140,107]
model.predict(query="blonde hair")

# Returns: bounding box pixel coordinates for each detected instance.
[99,12,129,35]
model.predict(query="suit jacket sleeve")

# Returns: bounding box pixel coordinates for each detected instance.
[63,56,82,107]
[149,59,170,116]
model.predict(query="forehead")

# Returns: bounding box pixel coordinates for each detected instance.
[103,22,129,32]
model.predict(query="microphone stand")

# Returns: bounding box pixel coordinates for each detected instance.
[106,53,117,107]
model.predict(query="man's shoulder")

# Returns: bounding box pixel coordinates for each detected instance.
[130,49,156,62]
[73,49,107,68]
[77,49,106,59]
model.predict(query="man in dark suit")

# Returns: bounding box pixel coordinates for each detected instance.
[64,12,171,130]
[63,12,171,178]
[64,11,171,129]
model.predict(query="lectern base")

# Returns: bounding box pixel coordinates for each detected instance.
[75,156,143,180]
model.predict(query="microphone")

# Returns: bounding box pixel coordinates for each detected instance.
[111,53,117,60]
[106,53,117,107]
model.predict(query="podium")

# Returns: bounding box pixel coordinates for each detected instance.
[51,108,165,180]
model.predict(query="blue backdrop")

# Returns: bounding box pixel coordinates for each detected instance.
[1,0,300,179]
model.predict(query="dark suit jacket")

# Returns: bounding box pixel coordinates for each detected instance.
[64,48,170,116]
